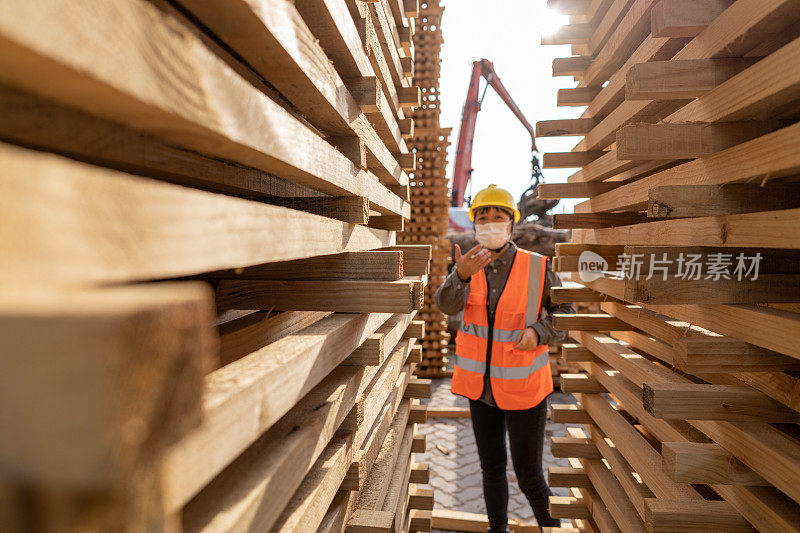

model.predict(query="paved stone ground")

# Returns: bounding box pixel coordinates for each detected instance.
[418,364,580,528]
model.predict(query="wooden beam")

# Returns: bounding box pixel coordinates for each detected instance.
[625,58,760,100]
[162,311,393,511]
[380,245,431,276]
[572,207,800,249]
[644,499,756,532]
[430,509,541,533]
[553,56,593,77]
[219,310,331,367]
[215,278,423,313]
[549,496,590,520]
[537,181,621,199]
[551,437,602,459]
[549,466,592,489]
[550,404,593,425]
[553,313,635,331]
[0,283,214,489]
[266,196,370,224]
[672,336,800,373]
[617,122,781,160]
[425,407,470,418]
[343,313,415,366]
[0,143,395,288]
[404,377,432,398]
[648,183,800,217]
[543,151,606,168]
[560,374,607,394]
[662,442,769,486]
[562,343,601,362]
[173,0,407,187]
[0,0,406,214]
[536,118,598,137]
[402,320,425,339]
[624,274,800,305]
[651,0,735,38]
[557,86,602,107]
[554,212,653,229]
[203,251,403,281]
[642,383,800,422]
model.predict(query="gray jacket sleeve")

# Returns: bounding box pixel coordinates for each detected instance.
[528,262,575,346]
[435,266,470,316]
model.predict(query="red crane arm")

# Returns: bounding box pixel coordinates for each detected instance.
[451,58,538,207]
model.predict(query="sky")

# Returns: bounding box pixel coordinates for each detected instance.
[437,0,583,215]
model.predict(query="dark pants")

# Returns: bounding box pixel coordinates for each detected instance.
[468,398,560,529]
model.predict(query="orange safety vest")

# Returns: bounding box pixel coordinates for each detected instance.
[452,249,553,410]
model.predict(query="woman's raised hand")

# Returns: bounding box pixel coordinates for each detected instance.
[454,244,492,281]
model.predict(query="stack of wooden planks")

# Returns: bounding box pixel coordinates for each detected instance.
[0,0,435,531]
[538,0,800,531]
[398,0,453,379]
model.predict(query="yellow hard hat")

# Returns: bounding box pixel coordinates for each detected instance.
[468,184,521,222]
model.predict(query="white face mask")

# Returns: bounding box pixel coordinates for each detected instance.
[475,221,511,250]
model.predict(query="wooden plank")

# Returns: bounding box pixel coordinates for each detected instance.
[162,312,393,511]
[537,181,621,199]
[0,142,394,287]
[536,118,598,137]
[661,442,768,486]
[572,207,800,249]
[561,374,607,394]
[643,499,756,533]
[553,56,594,76]
[173,0,407,187]
[551,437,602,459]
[380,245,431,276]
[624,274,800,305]
[672,336,800,373]
[583,456,645,533]
[344,313,416,366]
[204,251,403,282]
[543,151,606,168]
[553,313,634,331]
[0,283,214,488]
[0,0,407,215]
[562,343,601,362]
[549,496,590,520]
[219,311,331,367]
[215,278,424,313]
[550,404,593,425]
[625,58,760,100]
[642,383,800,422]
[425,407,470,418]
[551,287,610,303]
[616,121,781,160]
[0,84,322,202]
[430,509,541,533]
[401,320,425,339]
[651,0,735,38]
[266,196,370,224]
[549,466,592,489]
[648,183,800,217]
[404,377,432,398]
[554,212,653,229]
[557,86,602,107]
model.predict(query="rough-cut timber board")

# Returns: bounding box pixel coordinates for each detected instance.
[0,143,394,287]
[0,283,215,488]
[204,251,404,281]
[0,0,406,215]
[215,278,424,313]
[161,312,393,511]
[625,58,760,100]
[648,183,800,217]
[172,0,407,187]
[430,509,541,532]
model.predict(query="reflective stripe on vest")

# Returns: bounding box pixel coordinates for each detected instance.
[453,350,549,380]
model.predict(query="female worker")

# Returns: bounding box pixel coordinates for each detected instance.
[435,184,573,532]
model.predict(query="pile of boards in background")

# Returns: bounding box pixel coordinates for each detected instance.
[538,0,800,531]
[398,0,453,379]
[0,0,438,531]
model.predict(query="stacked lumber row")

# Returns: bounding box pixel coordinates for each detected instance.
[398,0,453,379]
[0,0,435,531]
[537,0,800,531]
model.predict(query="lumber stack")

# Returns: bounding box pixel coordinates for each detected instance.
[398,0,453,379]
[0,0,434,531]
[539,0,800,531]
